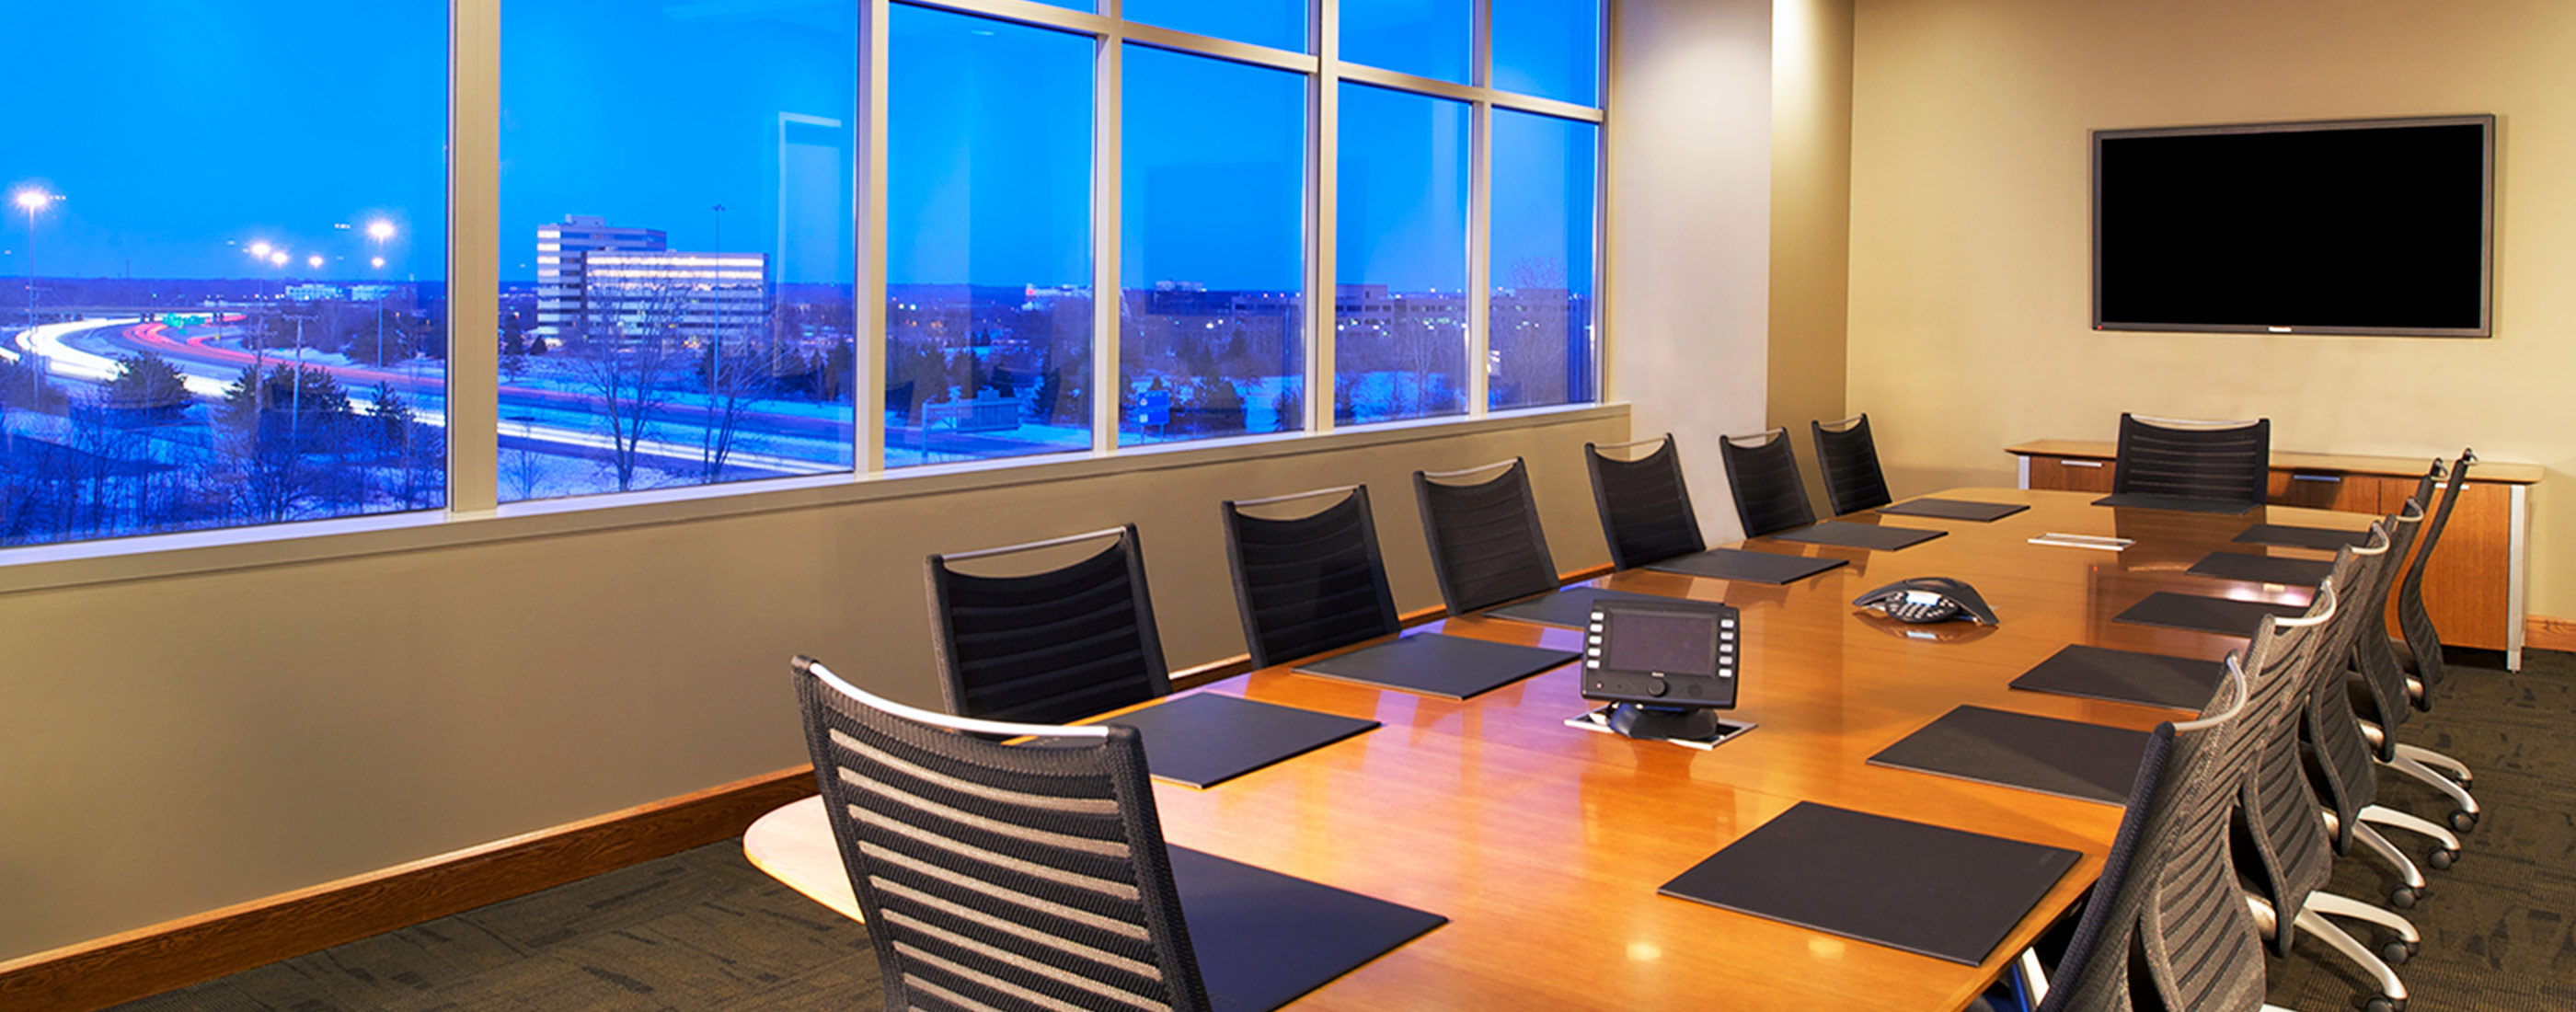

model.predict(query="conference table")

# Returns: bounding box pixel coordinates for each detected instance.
[745,488,2371,1009]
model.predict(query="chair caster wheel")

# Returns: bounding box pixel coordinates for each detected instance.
[2390,887,2419,910]
[2365,997,2403,1012]
[2451,810,2478,834]
[2428,848,2456,870]
[2381,940,2411,966]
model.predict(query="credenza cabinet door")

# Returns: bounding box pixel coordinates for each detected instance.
[2027,455,2115,493]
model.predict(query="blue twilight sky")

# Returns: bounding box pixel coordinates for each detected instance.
[3,1,450,281]
[6,0,1596,291]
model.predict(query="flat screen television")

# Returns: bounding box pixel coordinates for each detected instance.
[2093,114,2492,337]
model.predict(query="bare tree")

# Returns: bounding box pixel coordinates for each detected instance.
[695,329,778,484]
[562,288,688,492]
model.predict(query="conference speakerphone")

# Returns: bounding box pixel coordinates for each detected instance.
[1570,599,1754,747]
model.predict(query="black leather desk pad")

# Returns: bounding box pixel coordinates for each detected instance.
[1876,499,2031,523]
[1293,634,1579,700]
[1657,801,2081,966]
[1486,585,1687,628]
[2186,551,2333,588]
[2232,523,2372,551]
[2091,493,2260,515]
[2113,592,2307,638]
[1098,694,1380,789]
[1868,705,2154,804]
[2009,644,2227,711]
[1171,845,1447,1011]
[1767,522,1947,552]
[1645,547,1849,585]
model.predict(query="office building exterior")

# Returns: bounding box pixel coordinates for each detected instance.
[535,215,767,344]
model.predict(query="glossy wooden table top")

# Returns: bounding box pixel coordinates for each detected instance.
[747,488,2372,1011]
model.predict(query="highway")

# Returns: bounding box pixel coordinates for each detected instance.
[7,317,1088,479]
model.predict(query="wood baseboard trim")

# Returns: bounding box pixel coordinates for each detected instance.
[0,765,822,1012]
[1169,563,1616,692]
[2525,615,2576,654]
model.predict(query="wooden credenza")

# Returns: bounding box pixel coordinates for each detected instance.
[2007,440,2541,669]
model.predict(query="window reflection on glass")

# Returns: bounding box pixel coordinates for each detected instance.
[1121,47,1305,447]
[1335,84,1469,426]
[1123,0,1305,52]
[500,0,857,501]
[1492,0,1603,106]
[1340,0,1471,84]
[1489,110,1598,411]
[884,6,1096,467]
[1,1,446,546]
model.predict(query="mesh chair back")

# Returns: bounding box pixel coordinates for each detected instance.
[2300,525,2393,854]
[1718,428,1818,538]
[794,658,1211,1012]
[2344,503,2425,753]
[928,525,1170,726]
[1810,414,1894,516]
[1584,436,1706,570]
[2109,413,2271,509]
[2397,452,2473,702]
[1413,459,1560,615]
[1221,487,1402,670]
[2223,579,2343,957]
[2040,667,2267,1012]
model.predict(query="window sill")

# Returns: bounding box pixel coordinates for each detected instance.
[0,402,1627,595]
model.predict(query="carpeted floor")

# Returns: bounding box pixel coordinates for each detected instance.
[115,650,2570,1011]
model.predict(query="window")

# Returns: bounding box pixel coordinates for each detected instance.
[1121,48,1307,446]
[1489,111,1599,410]
[1493,0,1604,106]
[499,0,857,501]
[1341,0,1473,84]
[1,0,1605,558]
[1336,84,1471,426]
[1123,0,1305,52]
[884,6,1096,467]
[0,1,448,546]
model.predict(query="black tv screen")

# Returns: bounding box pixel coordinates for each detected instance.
[2094,115,2492,337]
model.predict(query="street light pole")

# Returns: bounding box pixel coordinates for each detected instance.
[15,189,50,334]
[368,221,394,368]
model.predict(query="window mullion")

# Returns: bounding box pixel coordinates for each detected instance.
[1309,0,1338,434]
[858,0,891,473]
[448,0,501,513]
[1090,29,1123,454]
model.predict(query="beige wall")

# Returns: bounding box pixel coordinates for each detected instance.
[1768,0,1856,510]
[0,410,1627,960]
[1846,0,2576,615]
[1611,0,1779,542]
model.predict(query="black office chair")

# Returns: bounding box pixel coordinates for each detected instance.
[2294,523,2441,909]
[2323,500,2471,864]
[2103,412,2271,512]
[2013,654,2278,1012]
[926,524,1168,726]
[1221,485,1402,670]
[2225,578,2418,1011]
[1413,458,1560,615]
[1583,434,1706,569]
[2394,453,2474,714]
[1717,428,1816,538]
[2367,454,2482,833]
[1810,414,1893,515]
[792,656,1213,1012]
